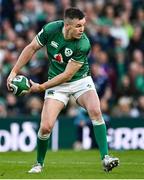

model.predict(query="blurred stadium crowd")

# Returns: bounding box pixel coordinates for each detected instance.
[0,0,144,118]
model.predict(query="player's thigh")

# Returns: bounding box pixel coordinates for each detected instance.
[41,98,65,128]
[77,90,100,110]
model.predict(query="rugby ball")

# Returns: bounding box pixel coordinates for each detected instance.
[10,75,30,96]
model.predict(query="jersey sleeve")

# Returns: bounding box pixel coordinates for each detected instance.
[36,25,49,46]
[36,21,63,46]
[72,38,91,63]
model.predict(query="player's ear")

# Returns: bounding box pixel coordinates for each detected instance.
[64,23,69,29]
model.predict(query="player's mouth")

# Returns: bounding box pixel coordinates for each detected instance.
[77,33,82,37]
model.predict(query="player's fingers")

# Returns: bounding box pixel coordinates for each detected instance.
[7,83,10,91]
[7,82,12,91]
[7,77,14,90]
[29,79,34,86]
[8,83,14,92]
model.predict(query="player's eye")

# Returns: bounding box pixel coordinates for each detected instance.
[76,24,82,28]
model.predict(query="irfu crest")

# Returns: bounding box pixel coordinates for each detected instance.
[65,48,73,57]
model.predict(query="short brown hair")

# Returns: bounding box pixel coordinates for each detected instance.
[64,7,85,20]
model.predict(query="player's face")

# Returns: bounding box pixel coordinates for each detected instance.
[67,18,86,39]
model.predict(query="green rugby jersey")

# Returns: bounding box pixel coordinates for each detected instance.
[36,20,91,82]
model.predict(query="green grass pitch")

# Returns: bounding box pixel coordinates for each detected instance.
[0,150,144,179]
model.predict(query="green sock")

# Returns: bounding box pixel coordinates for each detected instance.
[93,124,108,160]
[37,137,50,166]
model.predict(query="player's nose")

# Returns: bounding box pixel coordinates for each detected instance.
[80,26,84,33]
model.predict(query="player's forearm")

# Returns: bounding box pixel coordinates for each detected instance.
[11,45,36,74]
[39,72,72,91]
[38,60,82,91]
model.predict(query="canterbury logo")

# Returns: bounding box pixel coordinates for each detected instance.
[50,41,59,48]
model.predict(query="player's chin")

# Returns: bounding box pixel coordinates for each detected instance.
[75,35,82,39]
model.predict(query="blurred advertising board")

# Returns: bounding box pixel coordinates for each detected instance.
[0,116,144,152]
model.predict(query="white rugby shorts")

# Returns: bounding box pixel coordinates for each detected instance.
[44,76,96,106]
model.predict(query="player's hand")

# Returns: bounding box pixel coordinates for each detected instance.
[7,72,17,91]
[28,79,43,93]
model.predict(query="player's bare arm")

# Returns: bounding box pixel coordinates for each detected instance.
[29,60,83,93]
[7,38,42,90]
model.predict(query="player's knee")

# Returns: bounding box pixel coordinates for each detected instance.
[88,107,102,119]
[40,124,53,135]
